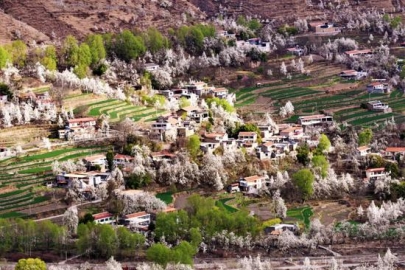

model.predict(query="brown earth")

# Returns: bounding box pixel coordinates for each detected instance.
[190,0,399,20]
[0,0,205,42]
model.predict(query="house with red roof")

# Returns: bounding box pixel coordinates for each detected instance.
[365,168,390,183]
[239,175,268,191]
[383,147,405,160]
[67,117,97,128]
[93,212,115,224]
[122,211,151,229]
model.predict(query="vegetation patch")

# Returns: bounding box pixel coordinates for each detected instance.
[215,198,239,213]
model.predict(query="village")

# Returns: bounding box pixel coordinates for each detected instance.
[2,3,405,268]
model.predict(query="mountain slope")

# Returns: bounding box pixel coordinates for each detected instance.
[0,0,205,41]
[190,0,399,20]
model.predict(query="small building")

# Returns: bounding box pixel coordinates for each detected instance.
[227,183,241,193]
[339,70,367,80]
[365,168,390,183]
[264,224,298,235]
[83,154,106,167]
[383,147,405,160]
[297,114,333,126]
[93,212,115,225]
[123,211,151,229]
[150,151,176,163]
[357,146,371,157]
[238,131,258,143]
[67,118,97,129]
[209,88,229,99]
[367,82,391,94]
[366,100,391,113]
[114,154,134,165]
[286,47,304,56]
[144,63,159,72]
[239,175,268,191]
[203,132,228,143]
[345,49,372,57]
[176,106,209,123]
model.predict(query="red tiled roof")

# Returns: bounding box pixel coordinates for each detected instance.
[357,146,370,151]
[385,147,405,152]
[345,49,372,55]
[239,132,257,136]
[125,211,148,219]
[244,175,265,182]
[204,133,226,139]
[68,117,96,123]
[366,167,385,172]
[114,154,134,160]
[93,212,113,220]
[299,114,327,120]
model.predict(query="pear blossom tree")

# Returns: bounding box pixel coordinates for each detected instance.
[62,205,79,235]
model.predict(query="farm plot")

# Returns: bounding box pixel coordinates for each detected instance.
[0,146,107,217]
[81,99,167,122]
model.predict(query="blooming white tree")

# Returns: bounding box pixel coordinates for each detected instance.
[273,190,287,218]
[280,62,287,76]
[63,205,79,235]
[105,257,122,270]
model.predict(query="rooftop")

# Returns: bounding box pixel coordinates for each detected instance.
[238,131,257,136]
[345,49,372,55]
[366,167,385,172]
[385,147,405,152]
[125,211,149,219]
[93,212,113,220]
[68,117,96,123]
[243,175,266,182]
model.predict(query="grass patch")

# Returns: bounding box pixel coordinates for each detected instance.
[216,198,238,213]
[19,166,52,174]
[287,206,313,228]
[156,192,173,204]
[0,211,27,219]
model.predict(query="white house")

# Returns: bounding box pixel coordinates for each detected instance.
[383,147,405,160]
[357,146,371,157]
[365,168,390,183]
[239,175,268,192]
[367,82,390,94]
[93,212,115,225]
[203,132,228,143]
[339,70,367,80]
[144,63,159,72]
[298,114,333,126]
[67,118,97,129]
[114,154,134,165]
[83,154,106,167]
[123,211,151,229]
[238,131,258,143]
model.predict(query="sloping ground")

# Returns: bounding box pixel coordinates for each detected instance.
[191,0,396,20]
[0,11,50,45]
[0,0,205,40]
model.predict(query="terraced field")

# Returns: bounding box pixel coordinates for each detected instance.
[234,64,405,127]
[0,146,108,218]
[82,99,167,122]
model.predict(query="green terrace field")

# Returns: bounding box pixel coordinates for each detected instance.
[80,99,167,122]
[235,80,405,127]
[0,146,108,217]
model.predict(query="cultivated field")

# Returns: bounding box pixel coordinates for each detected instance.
[0,146,108,218]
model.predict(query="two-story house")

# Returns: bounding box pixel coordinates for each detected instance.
[357,146,371,157]
[383,147,405,160]
[122,211,151,230]
[93,212,115,225]
[239,175,268,192]
[364,168,390,183]
[67,118,97,129]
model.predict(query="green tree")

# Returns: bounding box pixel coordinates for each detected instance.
[292,169,314,201]
[62,35,79,67]
[39,45,58,71]
[146,243,172,267]
[77,43,92,67]
[125,173,151,189]
[73,64,88,79]
[97,224,118,258]
[155,210,190,242]
[86,34,106,66]
[248,19,262,32]
[206,97,235,112]
[172,241,196,265]
[296,143,310,166]
[0,46,11,68]
[189,227,202,248]
[312,155,329,178]
[143,28,169,54]
[106,150,114,171]
[316,134,331,154]
[5,40,27,67]
[358,128,373,146]
[15,258,46,270]
[186,135,201,158]
[79,213,95,224]
[179,97,191,108]
[114,30,146,62]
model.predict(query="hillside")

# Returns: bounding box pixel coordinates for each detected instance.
[0,0,206,42]
[0,11,50,44]
[191,0,399,20]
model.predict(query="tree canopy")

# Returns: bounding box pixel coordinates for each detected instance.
[358,128,373,146]
[15,258,46,270]
[293,169,314,201]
